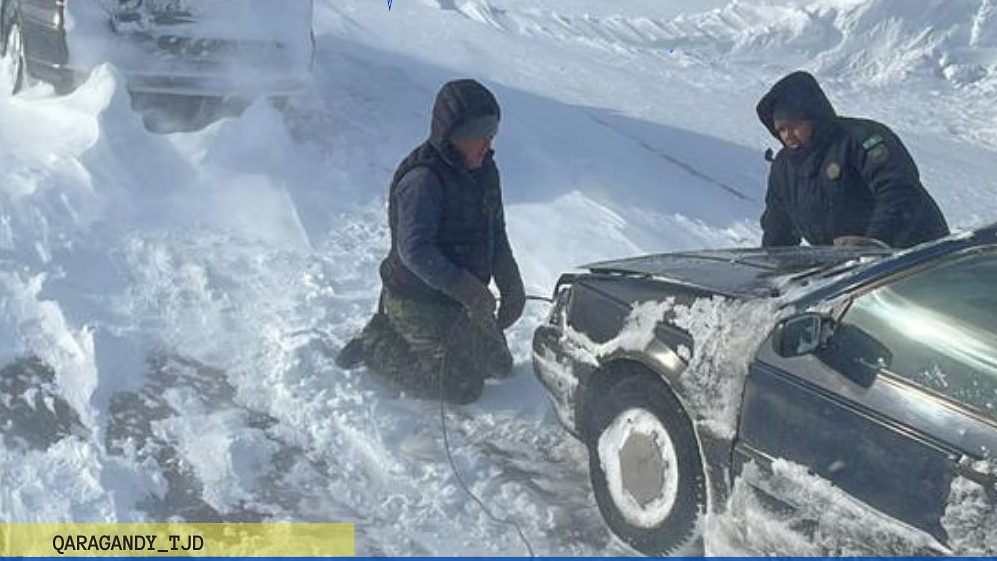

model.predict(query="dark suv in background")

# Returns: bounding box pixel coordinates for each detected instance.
[2,0,314,127]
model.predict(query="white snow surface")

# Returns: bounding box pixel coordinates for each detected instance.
[1,0,997,555]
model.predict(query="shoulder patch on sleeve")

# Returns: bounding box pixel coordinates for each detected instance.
[862,134,885,151]
[867,143,890,165]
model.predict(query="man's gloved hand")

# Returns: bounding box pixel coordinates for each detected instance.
[833,235,890,249]
[497,282,526,330]
[452,275,497,323]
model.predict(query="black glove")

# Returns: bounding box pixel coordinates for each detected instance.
[497,279,525,330]
[492,234,525,330]
[452,275,496,323]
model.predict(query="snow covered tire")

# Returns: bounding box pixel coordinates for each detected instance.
[587,372,706,555]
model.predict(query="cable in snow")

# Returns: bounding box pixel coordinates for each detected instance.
[439,316,535,558]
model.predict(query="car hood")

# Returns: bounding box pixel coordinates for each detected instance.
[585,246,892,298]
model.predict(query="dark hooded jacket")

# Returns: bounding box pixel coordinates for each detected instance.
[757,71,949,248]
[379,79,522,305]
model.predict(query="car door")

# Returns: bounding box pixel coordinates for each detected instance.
[11,0,68,64]
[735,247,997,544]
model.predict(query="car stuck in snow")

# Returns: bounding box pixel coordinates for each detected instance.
[533,225,997,555]
[1,0,313,99]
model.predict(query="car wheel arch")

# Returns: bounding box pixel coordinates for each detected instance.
[578,357,688,441]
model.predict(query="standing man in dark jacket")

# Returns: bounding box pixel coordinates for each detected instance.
[336,79,525,405]
[757,71,949,248]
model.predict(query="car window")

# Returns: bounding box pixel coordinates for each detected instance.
[837,250,997,418]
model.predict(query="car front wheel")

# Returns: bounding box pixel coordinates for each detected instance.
[587,372,706,555]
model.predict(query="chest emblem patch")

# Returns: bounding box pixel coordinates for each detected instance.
[825,161,842,181]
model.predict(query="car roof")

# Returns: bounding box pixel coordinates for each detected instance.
[796,223,997,306]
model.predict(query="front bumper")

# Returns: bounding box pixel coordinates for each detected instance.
[123,71,310,97]
[28,56,312,98]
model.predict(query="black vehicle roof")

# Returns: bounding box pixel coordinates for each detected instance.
[583,223,997,300]
[584,246,895,299]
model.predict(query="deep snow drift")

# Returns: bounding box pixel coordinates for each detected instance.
[1,0,997,555]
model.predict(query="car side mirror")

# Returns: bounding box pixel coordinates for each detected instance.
[772,312,834,358]
[816,323,893,388]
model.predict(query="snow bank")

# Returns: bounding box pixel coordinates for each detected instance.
[0,436,160,522]
[154,409,279,513]
[434,0,997,87]
[1,0,996,554]
[818,0,997,86]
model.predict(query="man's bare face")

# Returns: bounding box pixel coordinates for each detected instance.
[774,118,813,150]
[451,136,493,169]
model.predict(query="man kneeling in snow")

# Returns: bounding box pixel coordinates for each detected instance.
[336,79,525,404]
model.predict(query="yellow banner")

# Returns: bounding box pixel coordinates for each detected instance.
[0,523,354,557]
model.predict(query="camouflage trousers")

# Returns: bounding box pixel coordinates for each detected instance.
[360,288,513,404]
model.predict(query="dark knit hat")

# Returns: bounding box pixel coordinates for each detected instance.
[430,79,501,145]
[772,99,810,123]
[450,113,500,140]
